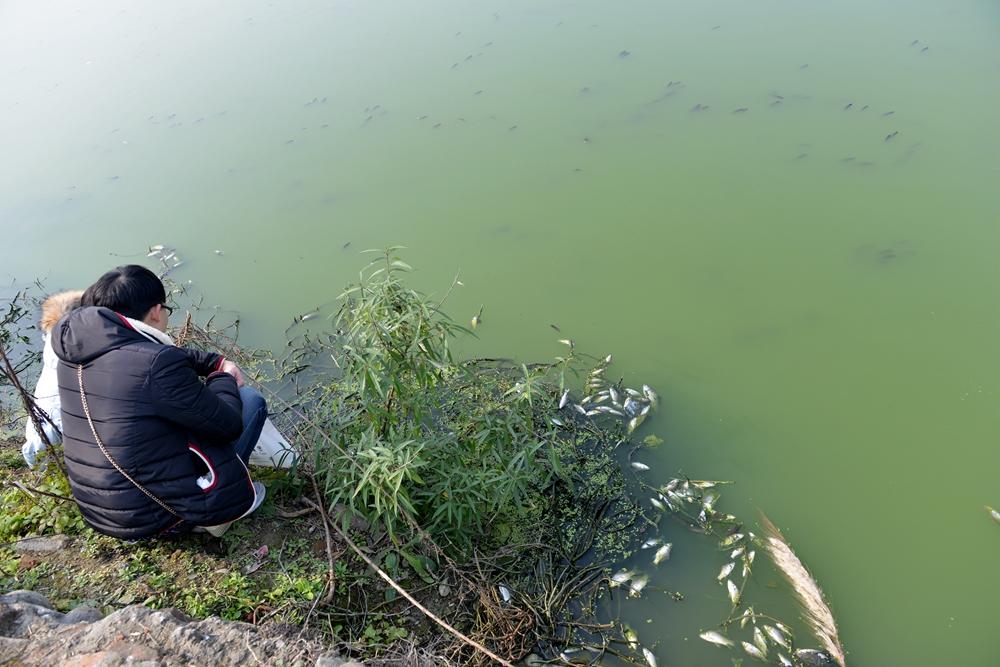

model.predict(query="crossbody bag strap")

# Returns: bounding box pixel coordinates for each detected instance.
[77,363,182,518]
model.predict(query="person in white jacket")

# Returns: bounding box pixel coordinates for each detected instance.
[22,290,297,471]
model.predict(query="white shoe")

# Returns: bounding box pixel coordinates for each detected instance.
[198,482,267,537]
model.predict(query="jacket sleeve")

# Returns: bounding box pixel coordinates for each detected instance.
[149,346,243,442]
[180,347,225,377]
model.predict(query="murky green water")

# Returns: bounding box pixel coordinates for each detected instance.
[3,0,1000,664]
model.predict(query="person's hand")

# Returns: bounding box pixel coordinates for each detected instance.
[219,360,245,387]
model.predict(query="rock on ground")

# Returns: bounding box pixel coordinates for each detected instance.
[0,590,356,667]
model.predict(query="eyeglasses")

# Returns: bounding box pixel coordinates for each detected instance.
[160,304,174,316]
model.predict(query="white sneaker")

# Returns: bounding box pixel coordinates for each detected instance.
[198,482,267,537]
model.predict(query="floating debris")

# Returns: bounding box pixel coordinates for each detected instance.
[213,249,224,256]
[885,131,899,142]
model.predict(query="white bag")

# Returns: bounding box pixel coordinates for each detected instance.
[249,417,299,468]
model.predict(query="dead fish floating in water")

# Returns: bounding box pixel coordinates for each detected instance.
[653,543,672,564]
[733,107,749,113]
[642,647,657,667]
[631,461,650,471]
[885,130,899,142]
[742,639,766,661]
[470,305,483,329]
[986,505,1000,524]
[699,630,734,647]
[691,103,709,112]
[558,389,570,409]
[618,50,631,58]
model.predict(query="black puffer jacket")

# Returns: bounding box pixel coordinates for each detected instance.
[51,307,256,539]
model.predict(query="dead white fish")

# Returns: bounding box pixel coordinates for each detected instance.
[604,354,613,364]
[573,404,587,416]
[624,626,639,649]
[162,251,176,262]
[650,496,666,511]
[585,409,602,417]
[699,630,734,647]
[213,249,224,256]
[764,624,791,649]
[557,338,574,347]
[470,305,483,329]
[742,641,766,662]
[629,574,649,596]
[730,546,745,559]
[148,244,164,252]
[777,654,794,667]
[753,626,768,655]
[592,393,609,404]
[171,260,185,269]
[740,607,754,629]
[498,585,512,602]
[642,647,656,667]
[609,386,621,403]
[611,569,635,585]
[631,461,650,471]
[551,417,564,427]
[641,537,662,549]
[627,414,645,434]
[625,388,643,397]
[653,543,672,565]
[558,390,570,409]
[986,505,1000,524]
[717,562,735,581]
[642,384,659,408]
[719,533,744,548]
[726,579,740,605]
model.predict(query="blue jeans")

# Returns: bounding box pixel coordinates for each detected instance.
[232,386,267,465]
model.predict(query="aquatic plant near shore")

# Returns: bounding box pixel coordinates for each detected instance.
[760,513,846,667]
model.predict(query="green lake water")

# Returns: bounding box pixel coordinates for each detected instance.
[3,1,1000,664]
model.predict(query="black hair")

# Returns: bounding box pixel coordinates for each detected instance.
[81,265,166,320]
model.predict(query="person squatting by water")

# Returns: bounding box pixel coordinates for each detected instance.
[23,265,296,539]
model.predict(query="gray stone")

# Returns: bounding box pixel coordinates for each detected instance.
[0,590,52,608]
[62,605,103,624]
[14,535,69,554]
[0,595,359,666]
